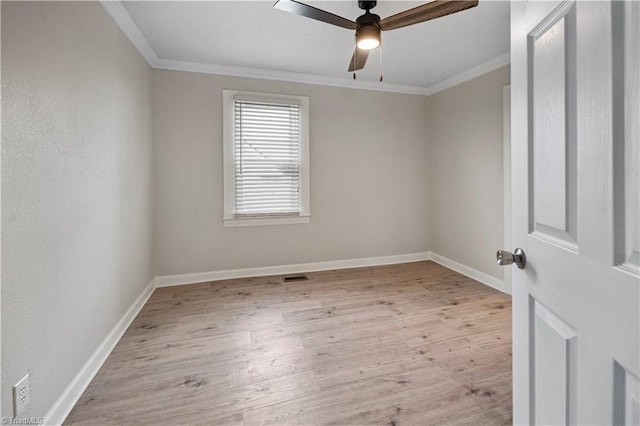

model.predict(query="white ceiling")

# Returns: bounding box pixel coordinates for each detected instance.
[120,1,510,92]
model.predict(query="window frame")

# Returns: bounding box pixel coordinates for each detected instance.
[222,89,310,227]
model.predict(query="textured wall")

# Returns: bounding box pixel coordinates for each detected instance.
[430,65,510,280]
[153,70,432,276]
[1,1,153,418]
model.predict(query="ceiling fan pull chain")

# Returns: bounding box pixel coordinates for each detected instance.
[353,72,357,80]
[379,44,383,82]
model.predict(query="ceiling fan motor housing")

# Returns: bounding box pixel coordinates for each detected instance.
[356,11,380,26]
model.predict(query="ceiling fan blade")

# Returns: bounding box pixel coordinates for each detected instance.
[274,0,357,30]
[379,0,478,31]
[348,48,369,72]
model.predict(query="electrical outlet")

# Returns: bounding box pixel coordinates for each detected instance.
[12,374,30,417]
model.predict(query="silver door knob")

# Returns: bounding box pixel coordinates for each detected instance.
[496,248,526,269]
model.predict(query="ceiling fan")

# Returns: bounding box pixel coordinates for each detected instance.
[274,0,479,73]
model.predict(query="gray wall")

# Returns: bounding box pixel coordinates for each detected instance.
[430,65,510,281]
[153,70,432,276]
[1,1,153,419]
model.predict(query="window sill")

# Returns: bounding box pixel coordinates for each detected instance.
[223,215,310,228]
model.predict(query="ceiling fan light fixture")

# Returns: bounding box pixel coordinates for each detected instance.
[356,24,381,50]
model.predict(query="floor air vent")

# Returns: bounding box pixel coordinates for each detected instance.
[282,275,309,282]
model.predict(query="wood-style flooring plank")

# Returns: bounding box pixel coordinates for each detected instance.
[65,261,512,425]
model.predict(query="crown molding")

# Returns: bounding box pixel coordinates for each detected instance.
[425,52,511,95]
[100,1,158,66]
[154,58,433,96]
[100,0,509,97]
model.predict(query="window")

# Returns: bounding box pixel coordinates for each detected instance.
[223,90,310,227]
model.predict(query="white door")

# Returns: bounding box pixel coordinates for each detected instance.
[510,1,640,424]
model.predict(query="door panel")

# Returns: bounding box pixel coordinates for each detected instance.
[511,1,640,424]
[576,0,615,264]
[533,300,577,426]
[618,0,640,273]
[614,362,640,425]
[529,1,577,250]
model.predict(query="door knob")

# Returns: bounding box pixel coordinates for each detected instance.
[496,248,526,269]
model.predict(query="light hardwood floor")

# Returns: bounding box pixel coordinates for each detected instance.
[65,261,512,425]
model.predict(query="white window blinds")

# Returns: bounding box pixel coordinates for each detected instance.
[234,98,301,217]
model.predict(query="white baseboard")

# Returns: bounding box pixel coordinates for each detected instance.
[154,252,509,295]
[154,252,431,287]
[428,251,510,295]
[43,278,156,426]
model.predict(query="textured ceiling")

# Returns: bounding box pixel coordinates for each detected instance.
[122,1,510,89]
